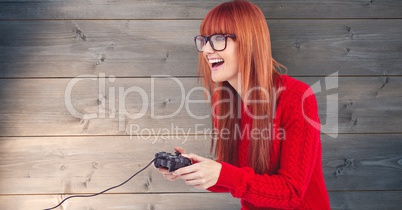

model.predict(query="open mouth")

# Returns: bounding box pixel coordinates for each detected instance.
[209,58,224,69]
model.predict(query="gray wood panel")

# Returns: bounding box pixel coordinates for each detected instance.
[0,0,400,209]
[0,136,212,194]
[0,77,211,136]
[0,77,401,136]
[1,20,401,78]
[0,191,401,210]
[0,134,400,194]
[322,134,402,191]
[1,0,401,19]
[0,193,241,210]
[329,191,402,210]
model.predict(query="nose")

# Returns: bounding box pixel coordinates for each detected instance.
[203,41,215,54]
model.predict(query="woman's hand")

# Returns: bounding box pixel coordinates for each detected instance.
[172,153,222,190]
[156,147,186,181]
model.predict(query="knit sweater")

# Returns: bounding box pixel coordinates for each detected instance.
[207,75,331,209]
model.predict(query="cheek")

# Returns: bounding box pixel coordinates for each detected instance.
[227,53,239,71]
[222,61,239,80]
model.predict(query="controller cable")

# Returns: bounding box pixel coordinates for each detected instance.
[44,158,156,210]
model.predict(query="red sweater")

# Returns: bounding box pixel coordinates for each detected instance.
[208,75,330,209]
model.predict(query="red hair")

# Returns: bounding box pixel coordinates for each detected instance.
[197,0,286,174]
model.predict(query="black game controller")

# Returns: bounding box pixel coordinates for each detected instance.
[154,151,192,172]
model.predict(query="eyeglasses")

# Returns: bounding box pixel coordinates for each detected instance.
[194,34,236,52]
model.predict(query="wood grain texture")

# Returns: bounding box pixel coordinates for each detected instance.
[0,193,241,210]
[0,20,401,78]
[0,76,401,136]
[322,134,402,191]
[0,136,213,194]
[0,191,401,210]
[0,134,401,194]
[1,0,401,208]
[0,0,402,19]
[329,191,402,210]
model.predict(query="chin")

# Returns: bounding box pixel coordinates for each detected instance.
[211,75,222,83]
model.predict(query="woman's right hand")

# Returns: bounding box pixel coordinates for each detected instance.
[156,147,186,181]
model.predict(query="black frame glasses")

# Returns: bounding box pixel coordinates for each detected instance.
[194,34,236,52]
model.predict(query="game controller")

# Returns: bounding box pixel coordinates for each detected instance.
[154,151,192,172]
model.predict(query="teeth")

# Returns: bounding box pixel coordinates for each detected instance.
[209,59,224,64]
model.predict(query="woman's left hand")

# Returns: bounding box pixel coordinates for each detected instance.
[173,153,222,190]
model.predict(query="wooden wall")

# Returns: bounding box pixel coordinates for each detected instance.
[1,0,401,209]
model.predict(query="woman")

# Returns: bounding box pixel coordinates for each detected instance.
[157,0,330,209]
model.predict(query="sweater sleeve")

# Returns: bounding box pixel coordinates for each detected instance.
[207,185,230,193]
[210,85,321,209]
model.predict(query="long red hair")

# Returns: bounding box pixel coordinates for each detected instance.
[198,0,285,174]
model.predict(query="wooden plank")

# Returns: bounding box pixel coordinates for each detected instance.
[329,191,402,210]
[303,76,402,135]
[322,134,402,191]
[0,193,241,210]
[0,76,401,136]
[0,20,199,78]
[0,20,401,77]
[0,191,401,210]
[0,134,401,194]
[0,136,213,194]
[0,0,401,19]
[1,191,401,210]
[0,77,213,136]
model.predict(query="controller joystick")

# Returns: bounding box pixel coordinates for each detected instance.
[154,151,192,172]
